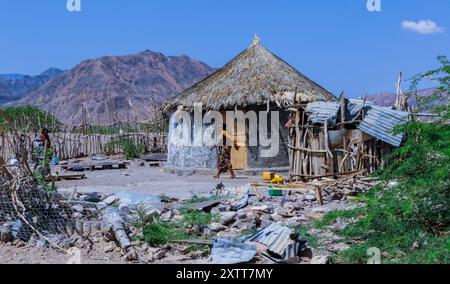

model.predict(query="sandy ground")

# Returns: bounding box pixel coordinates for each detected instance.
[56,161,259,200]
[0,240,127,264]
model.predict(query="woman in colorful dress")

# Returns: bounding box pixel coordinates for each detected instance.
[213,131,239,179]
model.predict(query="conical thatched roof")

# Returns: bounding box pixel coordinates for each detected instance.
[165,36,334,111]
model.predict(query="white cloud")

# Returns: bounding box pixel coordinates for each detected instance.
[401,20,444,34]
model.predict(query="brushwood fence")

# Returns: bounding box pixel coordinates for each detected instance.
[0,131,167,161]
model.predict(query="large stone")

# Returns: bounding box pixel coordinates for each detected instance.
[236,210,248,220]
[251,205,274,214]
[72,212,83,218]
[232,220,256,231]
[208,223,226,232]
[219,212,237,225]
[304,193,317,201]
[151,248,167,260]
[311,255,329,264]
[0,226,13,243]
[125,249,139,261]
[118,204,131,215]
[275,208,292,217]
[160,210,174,222]
[284,201,303,211]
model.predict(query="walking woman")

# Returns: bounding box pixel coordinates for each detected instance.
[213,131,239,179]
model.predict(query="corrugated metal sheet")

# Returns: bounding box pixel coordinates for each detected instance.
[246,223,293,257]
[306,101,340,124]
[347,99,366,122]
[305,99,409,147]
[359,105,409,147]
[306,99,364,125]
[212,238,257,264]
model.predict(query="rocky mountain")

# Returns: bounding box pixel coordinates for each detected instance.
[366,88,443,108]
[0,68,64,104]
[15,51,214,124]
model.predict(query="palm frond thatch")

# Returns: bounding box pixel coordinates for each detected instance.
[165,36,335,111]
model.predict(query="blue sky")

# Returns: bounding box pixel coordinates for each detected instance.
[0,0,449,97]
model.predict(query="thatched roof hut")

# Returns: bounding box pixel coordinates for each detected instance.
[165,36,334,111]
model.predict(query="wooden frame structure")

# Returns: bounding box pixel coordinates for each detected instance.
[287,98,393,181]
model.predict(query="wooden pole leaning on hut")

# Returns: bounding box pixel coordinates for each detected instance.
[340,96,348,172]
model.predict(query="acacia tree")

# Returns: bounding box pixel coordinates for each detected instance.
[409,55,450,120]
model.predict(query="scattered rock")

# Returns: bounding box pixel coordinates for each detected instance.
[125,249,139,261]
[208,223,226,232]
[237,210,249,220]
[217,204,231,212]
[153,248,167,260]
[251,205,273,214]
[247,196,259,206]
[284,201,303,211]
[219,212,237,225]
[283,216,306,227]
[160,210,174,222]
[210,207,220,215]
[232,220,256,231]
[311,255,329,264]
[146,209,162,219]
[304,193,317,201]
[311,207,331,214]
[275,208,293,217]
[0,226,13,243]
[72,212,83,218]
[118,204,131,215]
[104,243,117,253]
[71,204,84,213]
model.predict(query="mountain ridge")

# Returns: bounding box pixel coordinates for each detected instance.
[12,51,215,124]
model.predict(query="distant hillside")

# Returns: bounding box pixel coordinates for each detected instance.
[0,68,64,104]
[15,51,215,124]
[366,88,443,108]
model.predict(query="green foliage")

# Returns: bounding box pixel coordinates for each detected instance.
[132,207,216,248]
[186,244,210,254]
[409,55,450,119]
[0,106,60,132]
[106,135,145,159]
[141,222,187,247]
[180,210,217,227]
[182,193,217,205]
[318,118,450,264]
[316,57,450,264]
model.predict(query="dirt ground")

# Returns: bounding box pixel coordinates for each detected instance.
[56,160,259,200]
[0,242,126,264]
[0,159,260,264]
[1,158,357,264]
